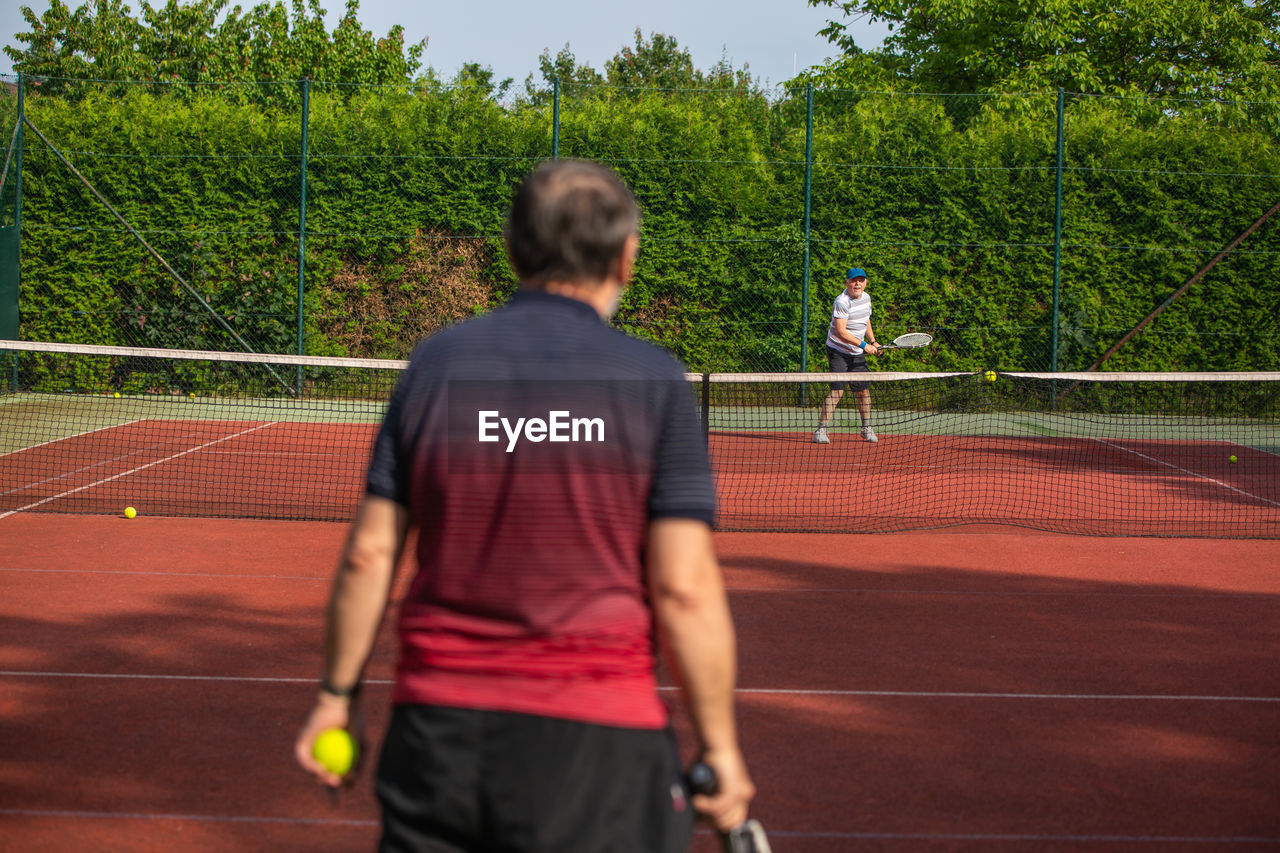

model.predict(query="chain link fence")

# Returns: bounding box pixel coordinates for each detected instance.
[2,74,1278,372]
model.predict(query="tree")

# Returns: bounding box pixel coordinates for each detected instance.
[452,62,513,100]
[520,32,760,106]
[520,44,605,104]
[5,0,426,92]
[808,0,1280,100]
[5,0,150,83]
[605,29,698,89]
[535,44,605,89]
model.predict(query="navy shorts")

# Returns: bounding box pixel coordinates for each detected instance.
[376,705,694,853]
[827,346,871,393]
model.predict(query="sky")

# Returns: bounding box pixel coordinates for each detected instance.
[0,0,891,89]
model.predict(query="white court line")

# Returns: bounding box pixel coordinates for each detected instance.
[0,422,278,520]
[1,672,1275,702]
[2,428,208,498]
[0,568,330,581]
[740,830,1280,844]
[0,811,1273,844]
[723,586,1274,599]
[4,569,1270,598]
[716,687,1280,702]
[0,672,394,686]
[1093,437,1280,508]
[0,808,376,827]
[2,419,154,497]
[0,418,145,459]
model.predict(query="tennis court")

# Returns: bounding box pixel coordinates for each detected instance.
[4,345,1279,536]
[1,416,377,520]
[2,515,1278,850]
[6,415,1277,535]
[2,344,1279,849]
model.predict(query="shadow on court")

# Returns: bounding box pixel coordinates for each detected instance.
[0,516,1278,851]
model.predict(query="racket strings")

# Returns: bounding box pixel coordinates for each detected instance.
[891,332,933,348]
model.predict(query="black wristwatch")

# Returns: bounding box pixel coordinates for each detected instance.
[320,677,362,699]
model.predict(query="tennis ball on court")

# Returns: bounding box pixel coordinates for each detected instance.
[123,506,137,519]
[1229,455,1238,463]
[112,392,120,398]
[312,728,358,777]
[983,370,997,383]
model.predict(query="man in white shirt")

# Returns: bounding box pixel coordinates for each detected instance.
[814,267,882,443]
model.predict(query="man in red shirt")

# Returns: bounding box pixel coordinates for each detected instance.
[296,160,754,851]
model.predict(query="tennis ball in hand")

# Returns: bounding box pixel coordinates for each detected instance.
[1229,455,1238,464]
[983,370,997,383]
[312,728,358,777]
[123,506,137,519]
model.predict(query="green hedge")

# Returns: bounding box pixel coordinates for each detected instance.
[8,84,1279,374]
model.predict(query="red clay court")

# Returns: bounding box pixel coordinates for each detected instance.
[5,412,1278,536]
[2,514,1278,851]
[2,361,1279,849]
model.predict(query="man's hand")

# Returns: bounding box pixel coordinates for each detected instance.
[690,747,756,832]
[295,495,407,789]
[295,692,362,788]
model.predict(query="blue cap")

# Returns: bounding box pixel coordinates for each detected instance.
[846,267,867,280]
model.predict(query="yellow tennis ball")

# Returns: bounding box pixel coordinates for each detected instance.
[124,506,137,519]
[1229,455,1238,463]
[113,392,120,398]
[983,370,997,383]
[312,728,358,777]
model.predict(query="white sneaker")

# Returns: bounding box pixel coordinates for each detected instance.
[860,426,878,443]
[812,427,830,444]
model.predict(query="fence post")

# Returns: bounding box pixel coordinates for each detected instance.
[9,74,23,389]
[13,73,22,274]
[1050,88,1065,373]
[552,78,560,160]
[296,78,310,389]
[799,83,814,380]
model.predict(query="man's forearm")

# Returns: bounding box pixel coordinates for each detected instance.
[322,496,408,693]
[648,519,755,830]
[660,590,739,753]
[647,519,739,753]
[833,321,871,349]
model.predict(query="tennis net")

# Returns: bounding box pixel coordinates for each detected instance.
[3,341,1278,537]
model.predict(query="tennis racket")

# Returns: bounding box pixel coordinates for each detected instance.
[874,332,933,351]
[687,763,773,853]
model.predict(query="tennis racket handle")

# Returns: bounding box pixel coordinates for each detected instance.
[686,763,773,853]
[687,761,719,795]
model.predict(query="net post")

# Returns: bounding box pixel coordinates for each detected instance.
[798,83,814,403]
[700,372,710,439]
[296,77,311,392]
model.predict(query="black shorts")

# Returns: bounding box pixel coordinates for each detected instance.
[376,704,694,853]
[827,346,871,393]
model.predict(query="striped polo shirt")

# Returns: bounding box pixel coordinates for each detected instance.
[366,289,715,728]
[826,290,873,355]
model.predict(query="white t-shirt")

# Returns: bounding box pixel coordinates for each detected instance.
[826,291,872,355]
